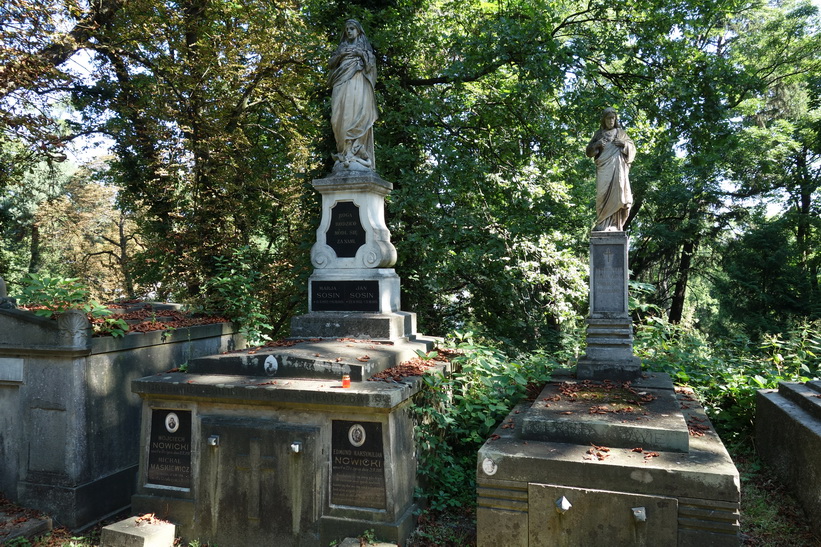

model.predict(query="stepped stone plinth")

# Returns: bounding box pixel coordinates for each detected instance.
[476,230,740,546]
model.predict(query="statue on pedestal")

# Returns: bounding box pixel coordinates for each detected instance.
[585,108,636,232]
[328,19,377,170]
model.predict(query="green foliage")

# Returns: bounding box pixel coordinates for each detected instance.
[409,509,476,547]
[19,273,90,316]
[201,246,274,346]
[358,529,376,544]
[18,273,129,337]
[636,315,821,442]
[412,332,556,511]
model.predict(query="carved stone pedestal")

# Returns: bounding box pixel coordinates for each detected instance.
[291,167,419,341]
[577,231,640,380]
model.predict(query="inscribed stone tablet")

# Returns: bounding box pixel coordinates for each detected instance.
[331,420,386,509]
[592,244,625,313]
[147,409,192,489]
[327,201,366,258]
[311,280,379,312]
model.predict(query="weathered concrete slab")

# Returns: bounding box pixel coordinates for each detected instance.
[99,516,175,547]
[756,383,821,540]
[521,375,690,452]
[0,509,52,544]
[339,538,398,547]
[528,484,677,546]
[188,336,437,381]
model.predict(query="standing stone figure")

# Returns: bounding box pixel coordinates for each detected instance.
[328,19,377,170]
[585,108,636,231]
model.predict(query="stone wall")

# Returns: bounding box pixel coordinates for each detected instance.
[0,308,243,529]
[756,382,821,540]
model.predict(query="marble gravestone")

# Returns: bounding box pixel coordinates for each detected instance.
[129,20,435,547]
[474,109,740,546]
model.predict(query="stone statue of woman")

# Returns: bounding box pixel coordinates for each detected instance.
[328,19,377,170]
[585,108,636,231]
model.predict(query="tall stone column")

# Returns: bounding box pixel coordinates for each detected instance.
[576,231,640,380]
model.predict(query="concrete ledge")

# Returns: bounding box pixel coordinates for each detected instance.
[100,516,175,547]
[132,371,422,410]
[92,322,238,355]
[756,386,821,540]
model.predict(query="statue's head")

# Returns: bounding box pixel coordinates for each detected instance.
[343,19,364,41]
[600,107,620,130]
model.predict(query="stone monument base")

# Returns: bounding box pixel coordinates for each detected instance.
[476,372,740,546]
[131,337,439,546]
[290,310,417,340]
[756,381,821,540]
[578,232,641,381]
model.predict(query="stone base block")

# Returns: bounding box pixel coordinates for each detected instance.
[290,311,417,341]
[476,378,739,546]
[99,516,176,547]
[756,382,821,540]
[576,356,641,380]
[320,503,417,547]
[578,316,640,380]
[17,466,135,530]
[131,496,194,540]
[0,511,52,544]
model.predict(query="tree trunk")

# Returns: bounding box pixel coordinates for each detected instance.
[27,223,41,274]
[668,239,695,324]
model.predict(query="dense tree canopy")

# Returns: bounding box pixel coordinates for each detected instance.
[1,0,819,344]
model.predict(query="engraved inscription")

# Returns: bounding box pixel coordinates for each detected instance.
[311,280,379,312]
[326,201,366,258]
[147,409,192,489]
[331,420,386,509]
[592,244,625,313]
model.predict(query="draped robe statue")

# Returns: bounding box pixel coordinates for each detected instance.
[585,108,636,231]
[328,19,377,169]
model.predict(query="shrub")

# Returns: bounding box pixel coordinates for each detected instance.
[18,273,128,337]
[412,332,556,511]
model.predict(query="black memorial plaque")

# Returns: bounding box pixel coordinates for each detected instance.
[311,280,379,312]
[146,409,192,489]
[326,201,366,258]
[331,420,386,509]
